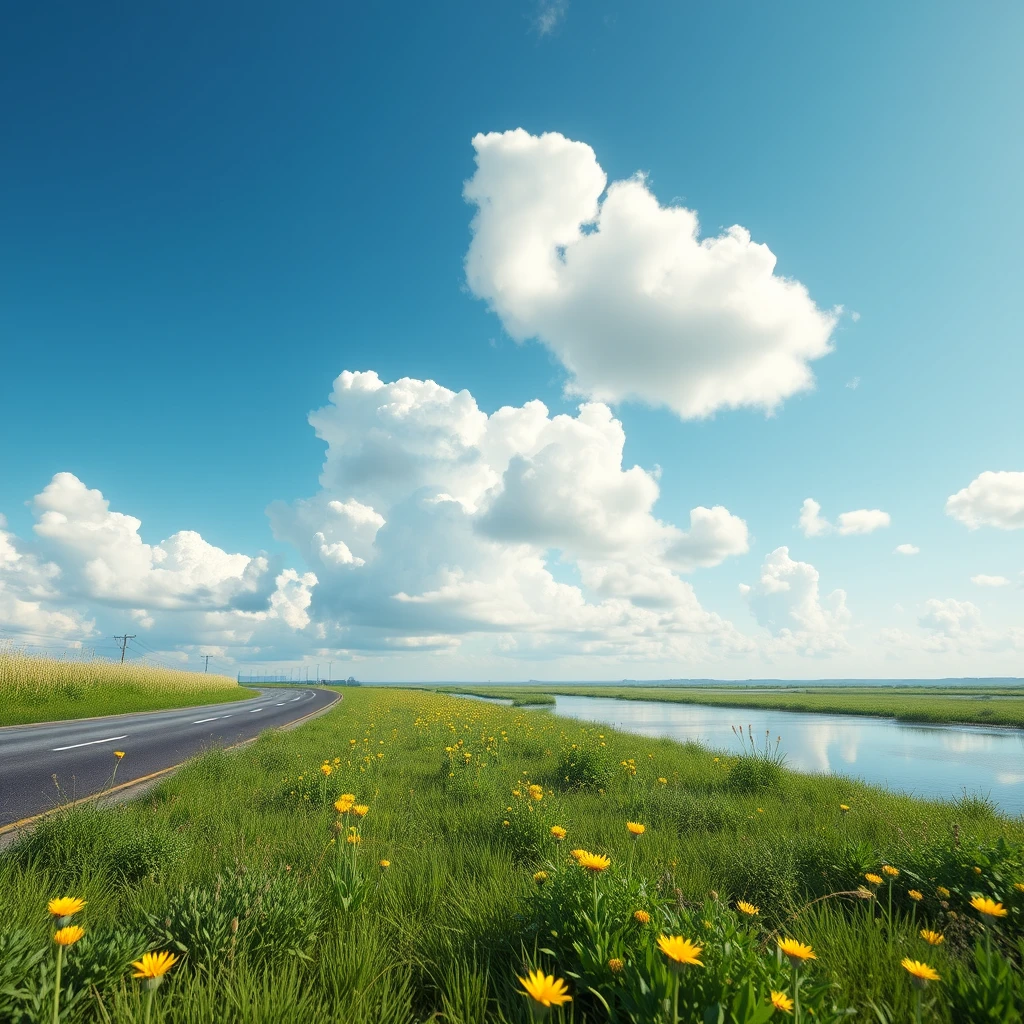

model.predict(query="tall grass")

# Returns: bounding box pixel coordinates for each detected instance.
[0,648,247,726]
[1,689,1020,1021]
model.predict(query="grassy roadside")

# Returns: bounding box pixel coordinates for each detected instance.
[1,688,1021,1022]
[437,684,1024,728]
[0,651,251,727]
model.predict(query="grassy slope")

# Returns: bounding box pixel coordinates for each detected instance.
[1,689,1021,1022]
[437,684,1024,728]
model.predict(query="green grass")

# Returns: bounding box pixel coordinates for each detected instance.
[438,683,1024,728]
[0,650,252,726]
[1,689,1021,1022]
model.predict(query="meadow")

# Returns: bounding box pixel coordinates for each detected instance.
[1,689,1021,1022]
[0,649,248,727]
[437,685,1024,729]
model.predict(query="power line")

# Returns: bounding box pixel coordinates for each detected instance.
[113,634,136,663]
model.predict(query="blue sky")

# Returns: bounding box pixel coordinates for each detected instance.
[1,1,1021,679]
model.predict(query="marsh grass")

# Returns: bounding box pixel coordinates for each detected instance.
[0,648,248,725]
[1,689,1021,1022]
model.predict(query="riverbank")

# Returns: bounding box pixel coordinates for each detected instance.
[436,684,1024,728]
[1,689,1020,1022]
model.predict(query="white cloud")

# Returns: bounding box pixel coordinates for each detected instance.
[971,574,1011,588]
[836,509,890,535]
[799,499,890,537]
[894,543,919,555]
[740,546,851,656]
[464,129,838,420]
[946,471,1024,530]
[535,0,567,35]
[845,376,860,390]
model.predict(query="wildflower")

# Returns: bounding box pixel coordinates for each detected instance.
[321,764,333,776]
[608,957,624,973]
[570,848,587,861]
[839,803,850,812]
[865,873,883,887]
[528,784,544,801]
[970,896,1008,918]
[346,833,361,844]
[352,804,369,818]
[908,889,923,902]
[54,926,85,946]
[533,871,548,885]
[920,929,944,946]
[503,820,510,827]
[576,851,611,873]
[777,938,816,967]
[737,900,759,917]
[901,958,940,989]
[131,951,178,986]
[1015,882,1024,893]
[334,796,354,813]
[658,777,667,784]
[379,860,390,869]
[770,990,794,1013]
[936,886,950,898]
[517,968,572,1012]
[633,909,650,924]
[48,897,86,924]
[550,825,566,840]
[973,866,982,875]
[626,821,645,836]
[114,751,125,759]
[657,934,704,969]
[882,865,899,878]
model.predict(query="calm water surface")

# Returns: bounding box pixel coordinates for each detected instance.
[546,695,1024,816]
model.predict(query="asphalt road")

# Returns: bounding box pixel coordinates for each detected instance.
[0,687,339,828]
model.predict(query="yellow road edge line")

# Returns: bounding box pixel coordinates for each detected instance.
[0,690,342,838]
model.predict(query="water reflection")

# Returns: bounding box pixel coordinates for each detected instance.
[549,695,1024,815]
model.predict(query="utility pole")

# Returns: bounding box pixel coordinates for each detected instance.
[113,635,136,663]
[202,655,211,673]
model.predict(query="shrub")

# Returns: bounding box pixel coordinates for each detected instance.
[554,745,612,791]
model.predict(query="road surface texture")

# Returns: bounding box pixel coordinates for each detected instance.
[0,687,339,829]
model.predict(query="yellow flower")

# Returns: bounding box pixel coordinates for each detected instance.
[517,968,572,1010]
[574,850,611,873]
[882,865,899,878]
[970,896,1008,918]
[114,751,125,759]
[346,833,361,844]
[528,784,544,801]
[936,886,950,898]
[973,866,982,875]
[1014,882,1024,893]
[908,889,923,902]
[550,825,566,840]
[608,957,624,973]
[352,804,369,818]
[131,951,178,980]
[865,873,883,887]
[626,821,645,836]
[320,764,332,776]
[334,796,354,813]
[657,934,704,969]
[920,929,945,946]
[379,860,390,869]
[901,958,940,988]
[658,777,668,784]
[48,897,86,920]
[570,848,587,861]
[533,871,548,885]
[770,990,794,1013]
[633,909,650,924]
[777,938,816,967]
[54,926,84,947]
[736,900,760,917]
[839,803,850,812]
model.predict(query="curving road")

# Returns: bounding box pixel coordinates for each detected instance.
[0,687,339,829]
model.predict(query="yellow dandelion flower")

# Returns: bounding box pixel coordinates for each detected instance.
[736,900,759,917]
[114,751,125,759]
[626,821,645,836]
[517,968,572,1009]
[882,865,899,878]
[576,851,611,873]
[633,909,650,924]
[352,804,369,818]
[901,958,940,988]
[656,934,704,969]
[865,873,883,887]
[908,889,923,902]
[379,860,390,869]
[920,929,944,946]
[658,777,667,784]
[770,990,794,1013]
[54,926,84,947]
[570,848,587,861]
[970,896,1008,918]
[346,833,361,844]
[973,866,982,875]
[936,886,950,898]
[777,938,816,967]
[607,957,624,973]
[131,951,178,980]
[550,825,567,840]
[839,803,850,812]
[528,784,544,801]
[533,871,548,885]
[48,897,86,920]
[320,764,332,776]
[334,796,354,813]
